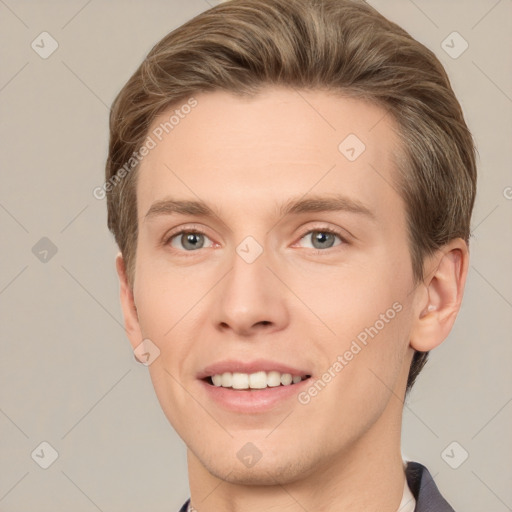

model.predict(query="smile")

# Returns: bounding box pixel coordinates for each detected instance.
[206,371,311,390]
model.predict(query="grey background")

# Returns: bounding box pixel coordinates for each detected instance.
[0,0,511,511]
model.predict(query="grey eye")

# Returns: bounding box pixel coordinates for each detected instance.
[301,230,341,250]
[170,231,213,251]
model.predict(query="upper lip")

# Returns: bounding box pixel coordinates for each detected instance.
[197,359,312,380]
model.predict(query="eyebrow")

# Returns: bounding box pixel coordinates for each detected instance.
[144,194,375,222]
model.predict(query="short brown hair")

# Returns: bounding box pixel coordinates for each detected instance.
[104,0,477,392]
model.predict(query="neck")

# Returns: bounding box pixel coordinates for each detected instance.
[187,395,407,512]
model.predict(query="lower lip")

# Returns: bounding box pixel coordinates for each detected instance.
[199,378,311,413]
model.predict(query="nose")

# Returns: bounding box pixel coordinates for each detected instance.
[212,242,290,338]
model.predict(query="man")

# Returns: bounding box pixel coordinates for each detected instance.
[104,0,476,510]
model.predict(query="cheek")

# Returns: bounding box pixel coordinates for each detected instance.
[288,254,410,343]
[133,249,210,337]
[292,263,412,401]
[146,362,193,437]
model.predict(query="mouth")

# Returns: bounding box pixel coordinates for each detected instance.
[202,371,312,391]
[197,361,313,413]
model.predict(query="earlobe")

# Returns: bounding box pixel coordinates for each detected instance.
[410,239,469,352]
[115,252,143,350]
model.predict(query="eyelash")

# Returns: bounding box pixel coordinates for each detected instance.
[163,224,348,256]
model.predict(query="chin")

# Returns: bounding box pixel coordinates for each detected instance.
[194,441,322,487]
[206,459,307,486]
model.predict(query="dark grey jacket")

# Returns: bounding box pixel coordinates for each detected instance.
[406,461,456,511]
[178,461,455,511]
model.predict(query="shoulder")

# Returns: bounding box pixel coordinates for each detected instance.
[178,464,457,512]
[405,461,456,512]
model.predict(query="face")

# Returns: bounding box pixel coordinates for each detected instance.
[122,87,423,485]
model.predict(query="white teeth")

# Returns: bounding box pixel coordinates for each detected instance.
[280,373,292,385]
[221,372,232,387]
[267,371,282,387]
[249,371,267,389]
[232,373,249,389]
[208,371,308,389]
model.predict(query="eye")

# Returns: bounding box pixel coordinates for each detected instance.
[298,228,345,250]
[164,226,347,253]
[166,230,214,251]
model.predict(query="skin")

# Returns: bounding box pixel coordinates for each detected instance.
[116,86,469,511]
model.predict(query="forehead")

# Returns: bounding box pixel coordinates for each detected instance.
[136,86,403,221]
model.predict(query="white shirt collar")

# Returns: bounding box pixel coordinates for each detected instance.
[397,475,416,512]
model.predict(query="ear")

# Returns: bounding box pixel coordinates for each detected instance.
[115,252,143,351]
[410,238,469,352]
